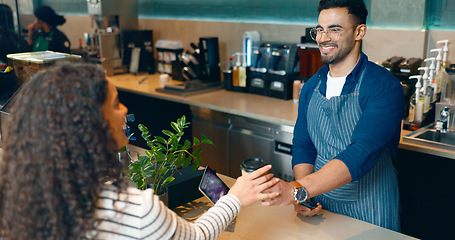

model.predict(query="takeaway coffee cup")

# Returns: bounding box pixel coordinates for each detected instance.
[240,158,267,176]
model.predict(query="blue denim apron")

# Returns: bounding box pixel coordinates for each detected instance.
[307,66,400,231]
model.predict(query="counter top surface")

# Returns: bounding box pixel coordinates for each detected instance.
[174,174,417,240]
[126,144,416,239]
[111,73,455,159]
[109,73,299,126]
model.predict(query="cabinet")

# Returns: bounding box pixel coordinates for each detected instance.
[191,107,231,176]
[392,148,455,239]
[229,116,275,178]
[191,106,294,179]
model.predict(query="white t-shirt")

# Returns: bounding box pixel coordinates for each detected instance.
[326,72,347,99]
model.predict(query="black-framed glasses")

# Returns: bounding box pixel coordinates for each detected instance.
[309,25,358,41]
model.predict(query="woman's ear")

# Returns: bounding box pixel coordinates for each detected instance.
[355,24,367,41]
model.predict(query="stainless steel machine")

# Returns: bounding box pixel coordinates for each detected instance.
[85,0,138,75]
[191,106,295,180]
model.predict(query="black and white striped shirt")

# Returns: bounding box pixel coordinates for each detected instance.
[91,184,241,240]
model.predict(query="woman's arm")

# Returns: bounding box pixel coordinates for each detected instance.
[95,166,278,240]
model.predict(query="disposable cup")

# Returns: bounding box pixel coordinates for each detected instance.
[240,158,267,176]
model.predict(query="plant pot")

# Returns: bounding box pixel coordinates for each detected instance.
[158,189,169,207]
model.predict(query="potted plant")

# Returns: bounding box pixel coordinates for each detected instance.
[127,115,212,196]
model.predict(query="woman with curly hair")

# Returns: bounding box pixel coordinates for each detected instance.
[0,63,279,240]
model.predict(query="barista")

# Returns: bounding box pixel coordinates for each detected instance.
[27,5,70,53]
[0,4,20,64]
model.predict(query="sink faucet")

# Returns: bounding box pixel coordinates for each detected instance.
[440,106,450,133]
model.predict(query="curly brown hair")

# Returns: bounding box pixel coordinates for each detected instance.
[0,63,126,239]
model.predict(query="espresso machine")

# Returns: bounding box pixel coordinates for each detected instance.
[248,42,299,99]
[85,0,138,75]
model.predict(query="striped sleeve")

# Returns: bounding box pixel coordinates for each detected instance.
[93,185,241,240]
[174,194,241,240]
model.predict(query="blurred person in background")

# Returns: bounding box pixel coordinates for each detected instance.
[27,5,70,53]
[0,4,20,64]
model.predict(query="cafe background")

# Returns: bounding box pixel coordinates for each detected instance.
[2,1,455,239]
[2,0,455,65]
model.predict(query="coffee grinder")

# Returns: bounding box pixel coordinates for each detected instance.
[85,0,138,76]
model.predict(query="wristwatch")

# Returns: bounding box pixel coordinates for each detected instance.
[291,181,308,204]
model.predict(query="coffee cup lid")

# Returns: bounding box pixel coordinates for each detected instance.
[240,158,266,173]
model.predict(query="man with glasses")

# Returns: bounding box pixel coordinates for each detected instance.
[263,0,403,231]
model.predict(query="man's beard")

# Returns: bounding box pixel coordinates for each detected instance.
[319,42,351,65]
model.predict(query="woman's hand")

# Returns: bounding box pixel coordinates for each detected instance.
[261,179,295,206]
[27,23,36,34]
[27,23,36,46]
[228,165,280,207]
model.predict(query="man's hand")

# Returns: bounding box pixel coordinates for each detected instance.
[293,202,322,217]
[261,179,295,206]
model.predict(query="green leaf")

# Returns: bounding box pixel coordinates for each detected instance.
[192,148,203,157]
[192,162,199,171]
[162,176,175,186]
[155,152,165,164]
[180,115,186,125]
[145,150,154,159]
[135,180,146,189]
[162,130,175,137]
[183,156,192,168]
[183,139,191,149]
[138,124,149,133]
[169,138,179,151]
[171,122,180,132]
[154,143,165,152]
[138,156,149,165]
[166,153,175,164]
[193,137,200,145]
[141,133,151,142]
[201,135,213,145]
[176,152,185,166]
[128,162,142,175]
[131,173,144,184]
[155,136,166,144]
[160,166,168,176]
[194,156,202,167]
[143,163,155,178]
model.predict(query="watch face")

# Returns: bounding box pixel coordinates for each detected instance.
[295,188,307,202]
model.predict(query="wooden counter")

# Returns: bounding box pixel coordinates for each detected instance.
[110,73,455,160]
[174,174,417,240]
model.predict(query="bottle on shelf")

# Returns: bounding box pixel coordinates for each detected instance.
[232,52,247,88]
[418,66,431,114]
[430,48,442,101]
[408,75,423,123]
[437,40,451,103]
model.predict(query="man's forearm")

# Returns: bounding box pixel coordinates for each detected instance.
[293,163,314,179]
[295,159,352,199]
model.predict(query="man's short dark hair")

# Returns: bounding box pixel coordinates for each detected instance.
[318,0,368,25]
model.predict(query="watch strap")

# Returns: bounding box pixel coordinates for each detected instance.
[291,181,303,189]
